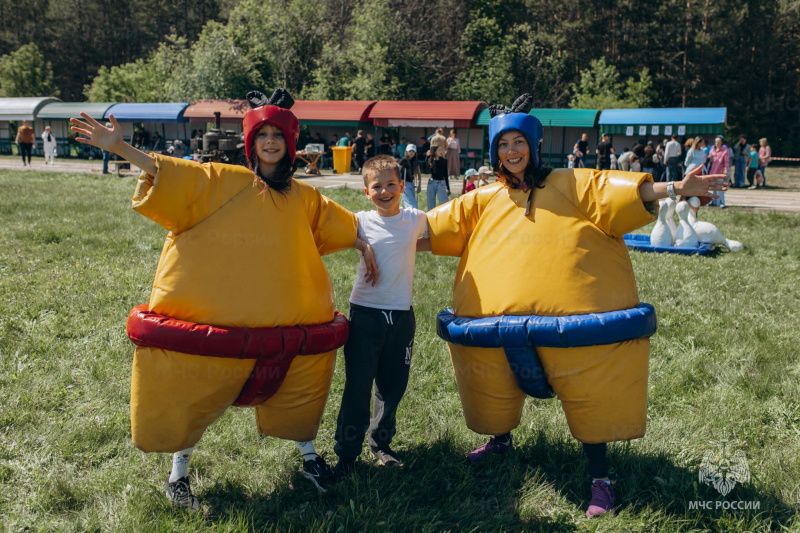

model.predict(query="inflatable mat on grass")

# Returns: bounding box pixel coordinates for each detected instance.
[624,233,712,255]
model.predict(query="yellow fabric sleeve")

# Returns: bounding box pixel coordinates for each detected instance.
[298,182,358,256]
[132,155,254,234]
[552,169,656,238]
[427,183,502,257]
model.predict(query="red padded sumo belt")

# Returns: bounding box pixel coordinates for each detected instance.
[126,304,349,407]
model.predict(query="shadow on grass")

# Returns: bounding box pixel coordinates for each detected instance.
[196,433,795,532]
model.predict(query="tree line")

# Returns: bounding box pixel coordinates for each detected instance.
[1,0,798,154]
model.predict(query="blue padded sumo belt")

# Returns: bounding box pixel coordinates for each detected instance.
[436,303,657,399]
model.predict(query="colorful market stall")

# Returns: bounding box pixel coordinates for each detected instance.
[477,108,600,168]
[0,97,61,155]
[598,108,728,153]
[368,101,487,169]
[37,102,116,157]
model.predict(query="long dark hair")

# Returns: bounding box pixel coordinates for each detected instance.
[492,135,551,190]
[248,140,297,194]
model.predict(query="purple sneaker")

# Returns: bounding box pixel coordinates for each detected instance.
[467,434,512,464]
[586,480,616,518]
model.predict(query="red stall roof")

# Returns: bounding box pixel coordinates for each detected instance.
[183,99,250,123]
[291,100,376,123]
[368,101,486,128]
[182,99,376,125]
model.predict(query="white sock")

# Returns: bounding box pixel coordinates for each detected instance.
[168,447,194,483]
[296,441,318,462]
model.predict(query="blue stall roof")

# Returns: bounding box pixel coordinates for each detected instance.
[104,103,189,123]
[598,108,726,125]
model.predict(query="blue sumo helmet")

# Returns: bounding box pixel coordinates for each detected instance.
[489,112,544,169]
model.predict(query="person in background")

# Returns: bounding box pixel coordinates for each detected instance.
[629,154,641,172]
[642,142,655,177]
[573,132,589,168]
[462,168,478,194]
[617,147,632,172]
[42,126,57,165]
[731,137,747,187]
[476,166,493,187]
[653,140,665,182]
[419,137,430,173]
[684,137,708,177]
[339,132,351,147]
[567,154,576,168]
[378,133,392,155]
[15,120,35,166]
[364,133,376,160]
[427,143,449,210]
[399,144,421,208]
[352,130,366,172]
[102,122,113,174]
[610,152,618,170]
[746,143,760,189]
[446,130,461,182]
[664,134,682,181]
[758,138,771,188]
[595,133,614,171]
[708,136,730,208]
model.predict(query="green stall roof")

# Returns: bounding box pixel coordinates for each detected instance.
[38,102,116,120]
[476,108,599,127]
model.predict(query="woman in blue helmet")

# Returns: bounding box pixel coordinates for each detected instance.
[427,95,728,517]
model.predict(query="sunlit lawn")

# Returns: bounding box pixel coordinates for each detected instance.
[1,169,799,531]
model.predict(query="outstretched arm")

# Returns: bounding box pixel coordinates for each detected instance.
[638,164,728,203]
[70,113,156,176]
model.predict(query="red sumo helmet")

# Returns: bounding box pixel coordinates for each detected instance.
[243,89,300,165]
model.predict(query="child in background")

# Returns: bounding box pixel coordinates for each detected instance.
[567,154,576,169]
[747,143,759,189]
[463,169,478,194]
[334,155,429,477]
[399,144,421,208]
[476,166,493,187]
[610,153,618,170]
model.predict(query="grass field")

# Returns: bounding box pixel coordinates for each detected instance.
[1,169,799,532]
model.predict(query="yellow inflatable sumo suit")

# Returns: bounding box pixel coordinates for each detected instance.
[428,111,656,444]
[128,153,356,453]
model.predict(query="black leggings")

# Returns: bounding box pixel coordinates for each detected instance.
[583,442,608,479]
[19,142,32,164]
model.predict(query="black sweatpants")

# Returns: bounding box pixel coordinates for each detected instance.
[19,142,32,164]
[334,303,415,458]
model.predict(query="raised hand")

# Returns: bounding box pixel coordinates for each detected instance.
[69,113,156,176]
[70,113,123,153]
[679,165,729,199]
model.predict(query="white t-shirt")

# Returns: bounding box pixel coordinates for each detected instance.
[349,208,428,310]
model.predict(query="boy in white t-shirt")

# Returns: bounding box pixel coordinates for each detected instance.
[333,155,429,477]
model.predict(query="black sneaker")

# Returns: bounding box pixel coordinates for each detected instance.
[372,446,404,467]
[300,455,336,492]
[165,475,201,512]
[333,457,357,480]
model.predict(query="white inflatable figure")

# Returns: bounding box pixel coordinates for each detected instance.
[686,197,744,252]
[665,197,677,238]
[650,198,676,247]
[675,201,700,248]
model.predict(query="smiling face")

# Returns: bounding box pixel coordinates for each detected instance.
[254,124,287,173]
[364,169,404,217]
[497,131,531,180]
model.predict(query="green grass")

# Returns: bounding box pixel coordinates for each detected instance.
[1,169,799,532]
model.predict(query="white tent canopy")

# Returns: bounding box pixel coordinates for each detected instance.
[0,97,61,121]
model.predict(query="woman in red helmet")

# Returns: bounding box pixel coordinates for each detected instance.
[71,89,376,509]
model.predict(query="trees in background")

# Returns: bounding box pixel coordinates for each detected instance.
[0,0,798,152]
[0,43,58,97]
